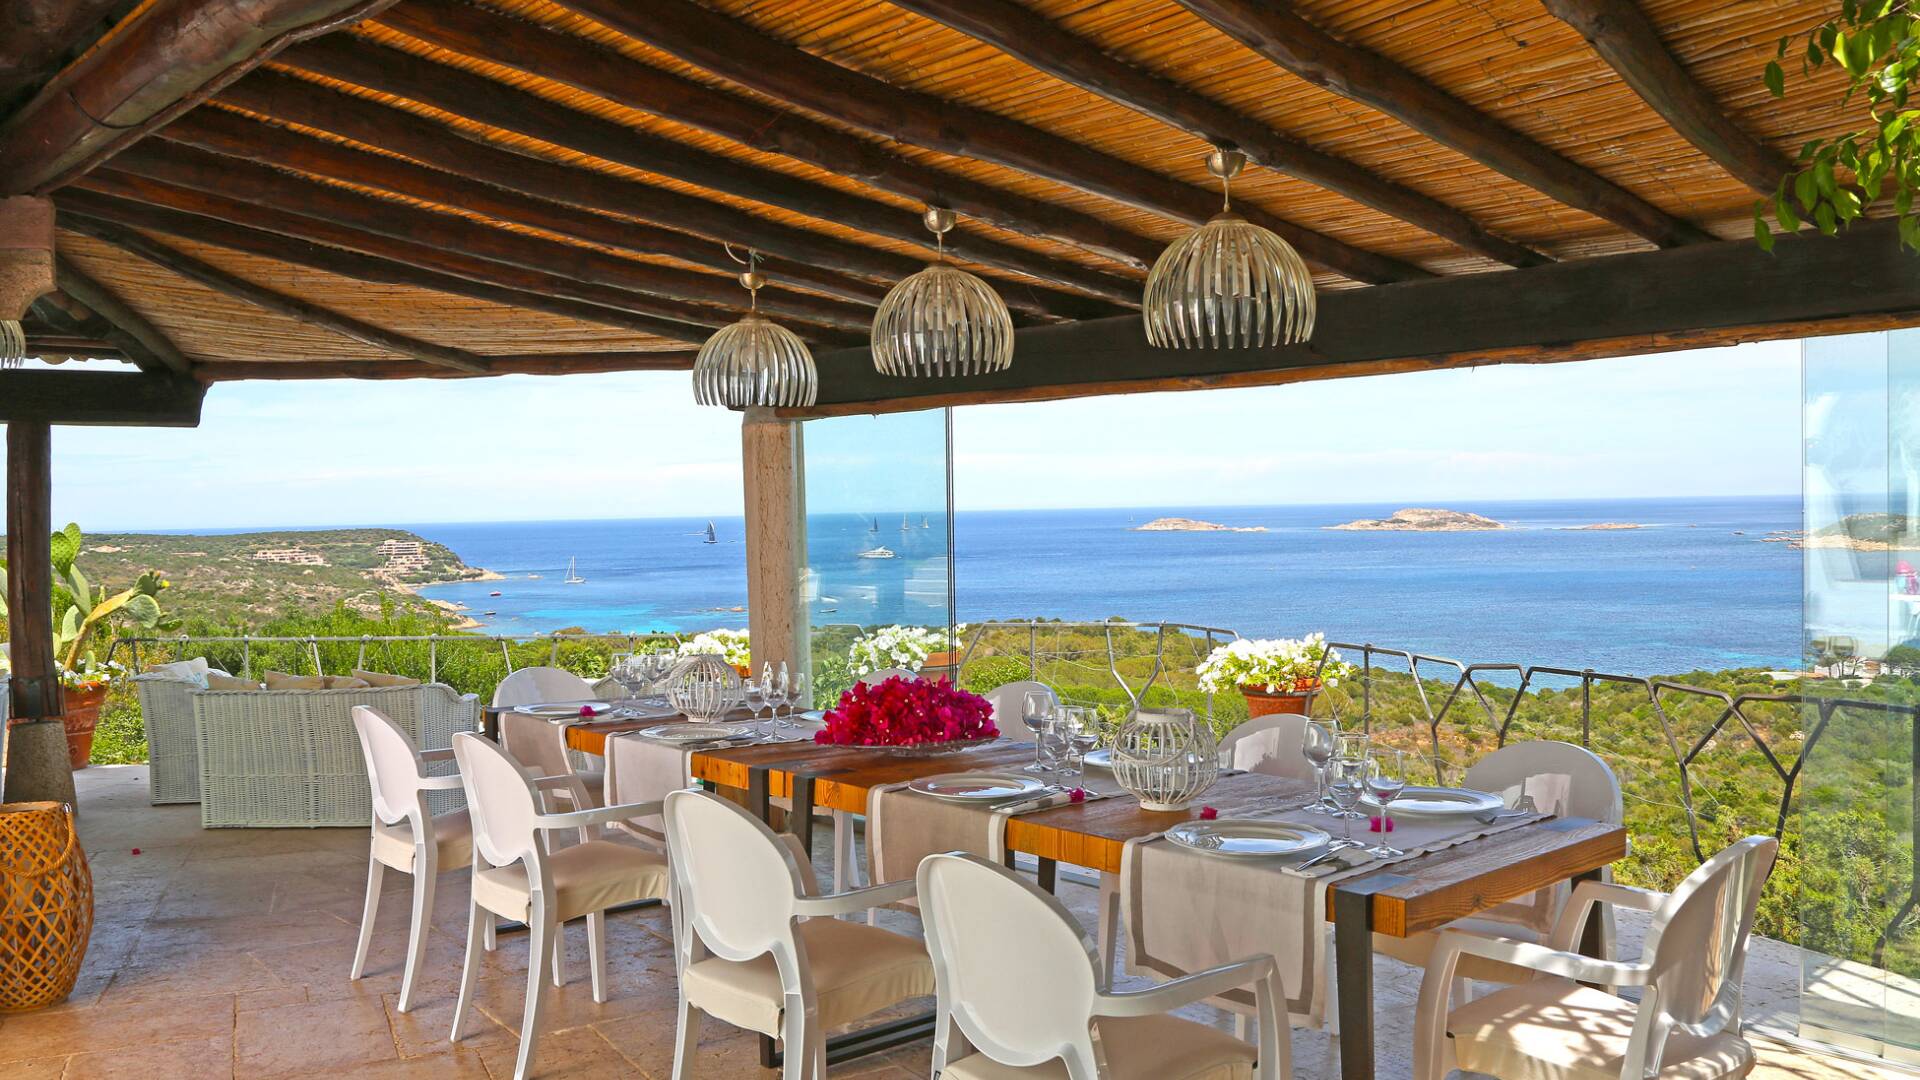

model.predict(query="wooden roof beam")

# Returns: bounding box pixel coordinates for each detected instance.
[0,368,205,425]
[49,258,194,374]
[112,139,876,336]
[0,2,128,108]
[61,213,494,374]
[1175,0,1713,248]
[278,35,1151,307]
[380,0,1166,272]
[888,0,1546,269]
[195,351,697,380]
[215,71,1104,323]
[0,0,402,195]
[163,108,893,308]
[554,0,1432,285]
[1541,0,1791,195]
[56,185,717,345]
[26,296,140,365]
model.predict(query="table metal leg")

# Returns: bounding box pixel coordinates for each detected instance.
[1332,888,1376,1080]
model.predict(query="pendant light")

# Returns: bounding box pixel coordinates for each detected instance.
[1143,147,1315,349]
[0,320,23,369]
[691,248,818,408]
[871,207,1014,377]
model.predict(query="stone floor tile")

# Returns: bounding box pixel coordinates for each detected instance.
[62,1033,234,1080]
[0,993,235,1062]
[234,996,399,1077]
[94,947,283,1005]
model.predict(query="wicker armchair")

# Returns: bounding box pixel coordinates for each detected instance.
[132,674,203,805]
[194,683,478,828]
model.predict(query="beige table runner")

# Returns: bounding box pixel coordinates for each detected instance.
[868,772,1128,889]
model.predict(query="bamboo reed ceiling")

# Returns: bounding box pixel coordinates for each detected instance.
[9,0,1862,381]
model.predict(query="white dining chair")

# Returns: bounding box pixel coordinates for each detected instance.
[499,708,605,812]
[347,705,476,1013]
[1214,713,1316,778]
[1414,835,1777,1080]
[984,680,1056,743]
[662,788,935,1080]
[447,732,671,1080]
[492,665,598,708]
[920,851,1288,1080]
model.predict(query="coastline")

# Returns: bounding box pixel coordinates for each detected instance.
[385,568,501,631]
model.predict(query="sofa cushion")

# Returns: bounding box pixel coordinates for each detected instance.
[324,675,371,690]
[205,673,263,691]
[147,657,212,688]
[353,669,421,688]
[263,671,328,690]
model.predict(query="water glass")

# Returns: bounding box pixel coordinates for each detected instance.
[1064,707,1101,773]
[741,677,768,736]
[1331,733,1368,820]
[789,671,811,724]
[1326,754,1367,850]
[1022,690,1055,773]
[1365,747,1409,858]
[769,663,792,729]
[1300,720,1334,814]
[1053,706,1091,777]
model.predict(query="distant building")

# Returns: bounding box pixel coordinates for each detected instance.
[375,537,432,576]
[252,547,327,566]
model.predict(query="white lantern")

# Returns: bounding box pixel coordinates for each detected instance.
[1110,707,1219,812]
[665,654,743,721]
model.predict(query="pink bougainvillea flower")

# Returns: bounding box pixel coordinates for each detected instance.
[814,675,997,748]
[1198,806,1218,821]
[1068,788,1086,804]
[1368,815,1395,833]
[578,705,600,718]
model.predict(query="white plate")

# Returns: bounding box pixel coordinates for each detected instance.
[1081,748,1114,770]
[1167,819,1331,859]
[909,773,1047,802]
[1361,786,1504,818]
[521,701,607,717]
[640,722,753,743]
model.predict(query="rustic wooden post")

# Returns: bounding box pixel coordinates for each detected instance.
[742,408,809,683]
[5,419,76,807]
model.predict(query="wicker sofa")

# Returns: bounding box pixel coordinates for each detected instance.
[133,674,477,826]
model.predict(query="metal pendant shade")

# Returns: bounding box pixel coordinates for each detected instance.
[0,319,24,369]
[1143,149,1316,349]
[871,208,1014,377]
[691,257,818,407]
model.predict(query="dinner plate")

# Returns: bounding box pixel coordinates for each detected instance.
[1166,819,1331,859]
[521,701,608,718]
[639,722,753,743]
[1361,786,1504,818]
[909,773,1047,802]
[1081,748,1113,770]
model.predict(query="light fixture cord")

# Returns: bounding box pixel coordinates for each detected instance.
[749,249,760,311]
[1221,170,1231,213]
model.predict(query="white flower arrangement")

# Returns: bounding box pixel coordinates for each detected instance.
[848,624,951,678]
[1195,633,1354,695]
[677,628,751,669]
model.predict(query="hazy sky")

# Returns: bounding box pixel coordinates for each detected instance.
[28,337,1799,531]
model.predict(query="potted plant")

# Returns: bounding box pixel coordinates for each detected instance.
[813,674,998,754]
[1,524,171,768]
[848,624,949,679]
[1196,633,1354,718]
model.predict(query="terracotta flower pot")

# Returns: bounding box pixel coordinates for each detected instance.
[56,685,108,771]
[1240,684,1318,718]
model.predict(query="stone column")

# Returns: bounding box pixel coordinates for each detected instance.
[741,408,808,682]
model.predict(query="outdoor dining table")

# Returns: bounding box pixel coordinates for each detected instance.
[564,725,1627,1079]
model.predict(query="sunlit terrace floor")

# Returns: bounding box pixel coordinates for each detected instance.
[2,765,1911,1080]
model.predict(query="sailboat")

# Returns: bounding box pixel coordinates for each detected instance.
[563,557,585,585]
[703,521,718,544]
[900,515,911,532]
[869,517,879,534]
[921,516,931,529]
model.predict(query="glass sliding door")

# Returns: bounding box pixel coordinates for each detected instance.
[799,409,954,707]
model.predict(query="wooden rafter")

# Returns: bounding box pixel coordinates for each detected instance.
[48,258,194,374]
[278,35,1154,306]
[162,108,893,308]
[111,140,876,336]
[63,212,499,373]
[215,71,1113,322]
[194,351,696,380]
[379,0,1166,271]
[1542,0,1792,195]
[554,0,1433,285]
[27,296,139,365]
[0,1,127,108]
[888,0,1545,269]
[0,0,403,195]
[61,176,748,342]
[1175,0,1714,248]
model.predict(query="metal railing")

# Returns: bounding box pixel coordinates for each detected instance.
[956,619,1239,704]
[108,631,683,683]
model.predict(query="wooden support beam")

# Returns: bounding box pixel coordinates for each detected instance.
[381,0,1165,273]
[110,140,874,336]
[61,213,494,373]
[887,0,1545,269]
[742,408,809,679]
[193,351,695,380]
[554,0,1432,285]
[215,73,1093,323]
[6,420,60,721]
[0,370,204,425]
[1174,0,1713,248]
[51,256,193,374]
[790,220,1920,416]
[162,108,893,308]
[1541,0,1791,195]
[0,1,127,108]
[57,184,718,344]
[279,36,1154,306]
[0,0,401,195]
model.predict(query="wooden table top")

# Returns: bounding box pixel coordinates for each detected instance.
[677,739,1628,938]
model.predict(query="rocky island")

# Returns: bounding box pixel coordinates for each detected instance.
[1327,508,1506,532]
[1132,517,1268,533]
[1563,522,1644,531]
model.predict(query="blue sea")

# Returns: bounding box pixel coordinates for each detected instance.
[411,496,1804,676]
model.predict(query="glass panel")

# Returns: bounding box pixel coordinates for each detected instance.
[1800,330,1920,1063]
[800,409,953,708]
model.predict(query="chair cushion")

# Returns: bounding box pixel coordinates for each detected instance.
[471,839,668,923]
[942,1013,1255,1080]
[1448,978,1755,1080]
[370,810,473,873]
[205,672,262,691]
[1374,916,1547,985]
[354,668,422,687]
[683,917,933,1035]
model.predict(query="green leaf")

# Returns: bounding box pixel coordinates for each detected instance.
[1796,168,1819,208]
[1776,191,1803,231]
[1755,213,1777,251]
[119,593,160,628]
[1816,202,1839,233]
[48,522,81,575]
[1766,60,1786,97]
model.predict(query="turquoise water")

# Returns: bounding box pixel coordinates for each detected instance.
[412,495,1802,675]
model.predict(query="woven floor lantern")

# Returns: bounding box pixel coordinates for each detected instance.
[0,802,93,1011]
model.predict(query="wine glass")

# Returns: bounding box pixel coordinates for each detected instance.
[1065,707,1101,774]
[1051,706,1086,777]
[740,675,769,738]
[767,664,791,730]
[1364,747,1408,858]
[1022,690,1055,773]
[788,671,810,729]
[1300,720,1334,815]
[1331,733,1368,819]
[1326,752,1367,851]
